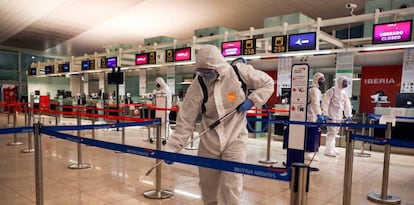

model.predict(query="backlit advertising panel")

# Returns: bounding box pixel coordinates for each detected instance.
[175,47,191,61]
[221,41,242,57]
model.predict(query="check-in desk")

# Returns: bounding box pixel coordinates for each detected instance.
[272,104,289,136]
[372,107,414,142]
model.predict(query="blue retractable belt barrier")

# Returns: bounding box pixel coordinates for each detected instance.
[0,126,33,135]
[351,134,414,149]
[40,127,290,181]
[45,120,159,131]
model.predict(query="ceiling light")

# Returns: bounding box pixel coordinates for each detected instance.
[363,42,414,51]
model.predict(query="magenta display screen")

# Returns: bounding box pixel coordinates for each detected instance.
[372,20,413,44]
[106,57,117,68]
[221,41,242,57]
[175,47,191,61]
[135,53,148,65]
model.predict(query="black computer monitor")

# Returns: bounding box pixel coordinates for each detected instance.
[395,93,414,108]
[281,88,291,104]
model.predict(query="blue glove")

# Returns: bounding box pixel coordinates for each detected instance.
[237,98,254,112]
[346,116,353,123]
[323,115,329,122]
[317,115,324,122]
[164,160,174,165]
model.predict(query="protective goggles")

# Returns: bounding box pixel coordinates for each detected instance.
[195,68,218,80]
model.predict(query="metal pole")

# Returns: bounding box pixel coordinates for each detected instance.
[342,129,354,205]
[143,122,174,199]
[22,103,34,153]
[92,105,95,139]
[8,107,23,146]
[34,122,44,205]
[259,122,277,164]
[122,105,125,145]
[367,122,401,204]
[290,163,309,205]
[355,113,370,157]
[68,107,91,169]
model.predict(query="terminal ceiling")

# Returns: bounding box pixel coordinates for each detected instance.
[0,0,371,58]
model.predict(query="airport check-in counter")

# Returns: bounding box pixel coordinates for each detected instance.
[372,107,414,141]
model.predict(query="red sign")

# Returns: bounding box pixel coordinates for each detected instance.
[40,96,50,111]
[359,65,402,113]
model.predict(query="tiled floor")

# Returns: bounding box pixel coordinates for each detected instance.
[0,113,413,205]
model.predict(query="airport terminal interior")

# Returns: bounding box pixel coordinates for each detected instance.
[1,0,414,204]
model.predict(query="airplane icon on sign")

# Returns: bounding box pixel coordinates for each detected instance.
[295,38,310,46]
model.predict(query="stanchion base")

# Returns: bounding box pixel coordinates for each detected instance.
[8,141,23,146]
[354,152,371,157]
[143,189,174,199]
[185,146,198,150]
[21,148,35,153]
[258,159,277,164]
[68,163,91,169]
[367,192,401,204]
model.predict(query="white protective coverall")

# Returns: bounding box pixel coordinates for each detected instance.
[155,77,172,139]
[305,72,324,159]
[322,76,352,157]
[167,45,274,205]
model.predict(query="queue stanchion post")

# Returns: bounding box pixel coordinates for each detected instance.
[34,122,44,205]
[143,121,174,199]
[92,105,95,140]
[354,113,371,157]
[342,128,354,205]
[8,106,23,146]
[7,104,10,127]
[290,162,309,205]
[122,106,126,145]
[68,107,91,169]
[367,122,401,204]
[259,121,277,164]
[185,126,198,150]
[22,103,34,153]
[115,106,126,154]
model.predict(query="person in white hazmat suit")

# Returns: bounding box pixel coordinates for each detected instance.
[322,76,352,157]
[305,72,325,161]
[166,45,274,205]
[154,77,172,140]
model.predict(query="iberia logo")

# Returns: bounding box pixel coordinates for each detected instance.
[227,91,237,103]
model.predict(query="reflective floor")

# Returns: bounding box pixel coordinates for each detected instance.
[0,113,414,205]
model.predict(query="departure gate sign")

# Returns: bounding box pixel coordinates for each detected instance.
[372,20,413,44]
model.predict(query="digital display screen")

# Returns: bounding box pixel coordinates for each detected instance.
[175,47,191,61]
[108,72,124,84]
[29,68,36,76]
[148,51,156,64]
[221,41,242,57]
[288,32,316,51]
[45,65,54,74]
[372,20,413,44]
[81,60,90,70]
[165,49,175,63]
[135,53,148,65]
[242,39,256,55]
[272,35,287,53]
[59,63,70,72]
[106,57,117,68]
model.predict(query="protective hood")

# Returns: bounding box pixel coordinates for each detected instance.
[311,72,325,88]
[155,77,168,88]
[336,76,349,90]
[196,44,231,77]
